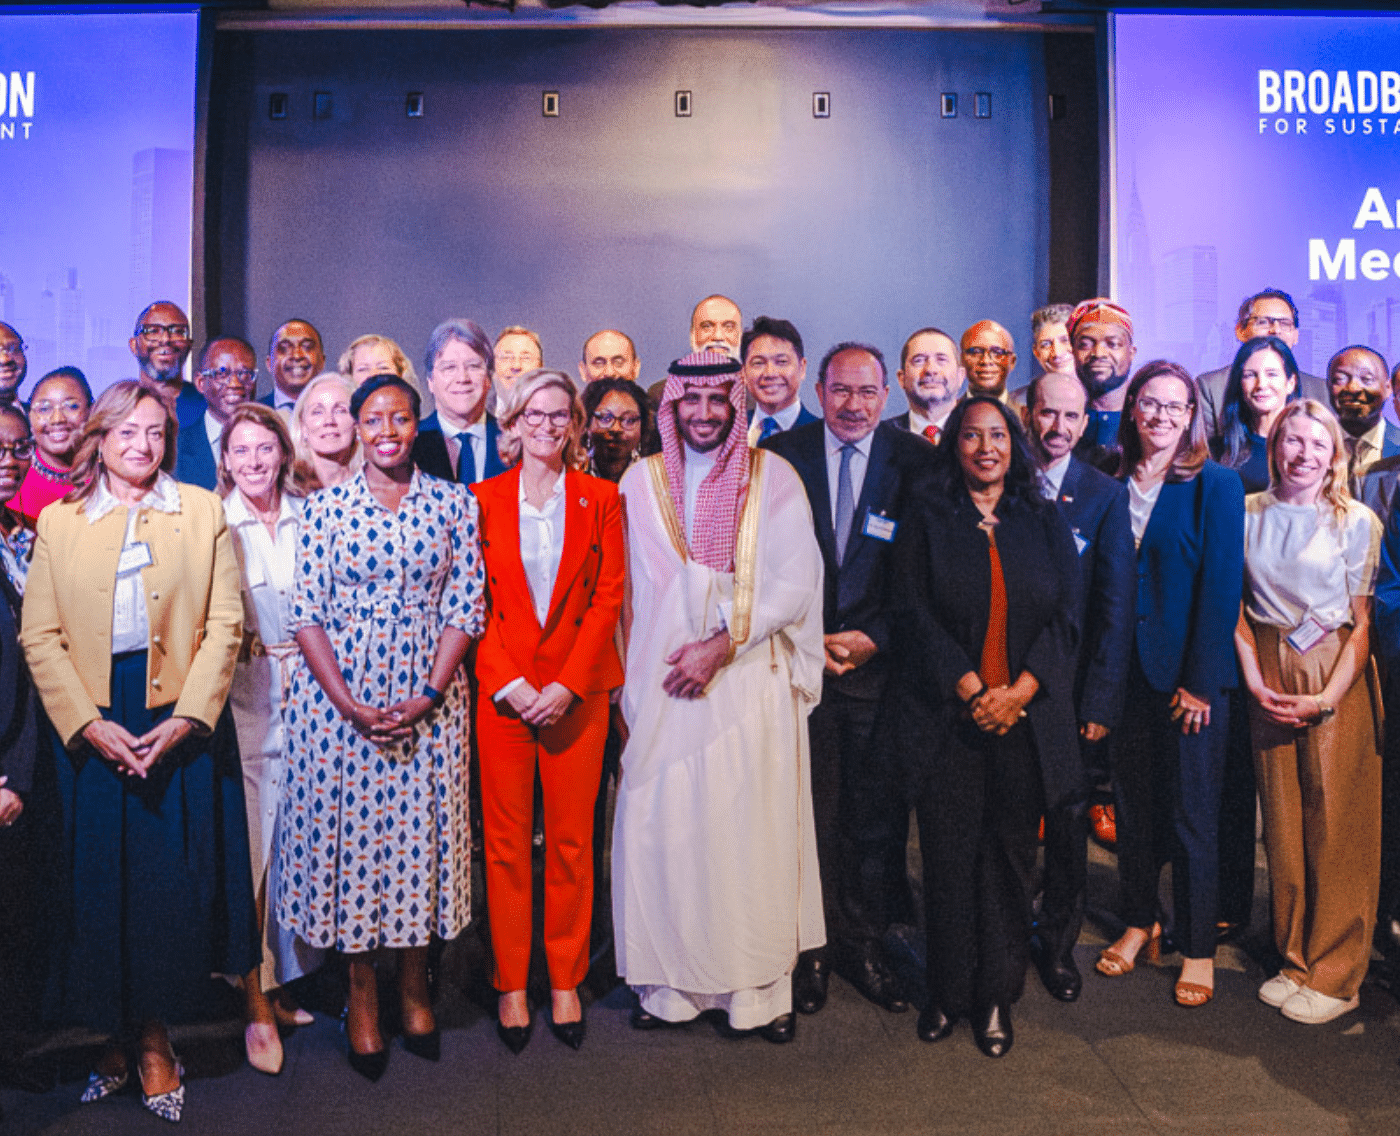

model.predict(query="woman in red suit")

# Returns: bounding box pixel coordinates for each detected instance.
[473,368,625,1053]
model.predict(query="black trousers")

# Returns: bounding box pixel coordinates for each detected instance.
[1377,669,1400,933]
[1216,685,1258,929]
[807,687,905,960]
[913,717,1043,1017]
[1112,658,1229,960]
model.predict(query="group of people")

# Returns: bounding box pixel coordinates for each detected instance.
[0,284,1395,1122]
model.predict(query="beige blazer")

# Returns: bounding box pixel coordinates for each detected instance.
[20,483,243,745]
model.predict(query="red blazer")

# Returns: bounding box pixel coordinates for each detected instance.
[473,466,625,699]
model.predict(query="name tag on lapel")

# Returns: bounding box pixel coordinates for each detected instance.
[117,542,153,574]
[862,511,897,542]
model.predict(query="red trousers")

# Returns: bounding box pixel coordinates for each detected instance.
[476,689,608,992]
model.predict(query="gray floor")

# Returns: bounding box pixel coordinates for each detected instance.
[5,843,1400,1135]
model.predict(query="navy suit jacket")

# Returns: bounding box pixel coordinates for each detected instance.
[173,382,206,429]
[173,418,219,491]
[1050,457,1135,730]
[762,420,935,700]
[1374,497,1400,664]
[412,411,507,485]
[1131,460,1244,699]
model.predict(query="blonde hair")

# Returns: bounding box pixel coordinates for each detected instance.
[216,402,301,499]
[337,334,422,396]
[65,379,178,504]
[495,369,587,471]
[289,371,363,487]
[1266,399,1353,526]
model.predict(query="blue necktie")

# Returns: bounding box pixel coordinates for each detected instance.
[759,417,780,441]
[456,431,476,483]
[834,443,855,565]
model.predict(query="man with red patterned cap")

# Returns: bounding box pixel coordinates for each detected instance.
[1067,298,1137,461]
[612,350,826,1044]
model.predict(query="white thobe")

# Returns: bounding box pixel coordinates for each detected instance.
[612,450,827,1029]
[225,490,324,990]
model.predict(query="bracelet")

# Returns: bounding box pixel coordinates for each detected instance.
[423,683,445,707]
[1315,697,1335,721]
[964,681,989,706]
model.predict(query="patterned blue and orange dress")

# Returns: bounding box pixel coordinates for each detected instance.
[276,468,485,951]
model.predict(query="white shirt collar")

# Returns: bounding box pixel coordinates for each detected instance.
[223,489,301,529]
[759,400,803,432]
[84,471,182,524]
[1040,453,1071,499]
[823,424,875,459]
[203,409,224,451]
[517,468,566,512]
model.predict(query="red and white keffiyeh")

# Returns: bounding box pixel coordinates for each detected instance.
[656,350,749,572]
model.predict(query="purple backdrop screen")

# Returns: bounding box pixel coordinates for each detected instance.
[0,10,197,395]
[1114,12,1400,383]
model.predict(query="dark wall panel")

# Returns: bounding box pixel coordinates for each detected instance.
[209,26,1059,403]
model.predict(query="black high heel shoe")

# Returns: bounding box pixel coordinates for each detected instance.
[341,1006,388,1082]
[402,1027,441,1062]
[496,1018,533,1056]
[548,1008,587,1051]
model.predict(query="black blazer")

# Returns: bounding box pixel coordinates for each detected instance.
[1051,457,1136,731]
[762,420,935,700]
[891,488,1083,809]
[173,417,219,491]
[412,411,507,484]
[0,581,38,797]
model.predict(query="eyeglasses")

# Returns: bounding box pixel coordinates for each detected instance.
[31,398,86,419]
[137,323,191,343]
[199,366,257,387]
[1246,315,1296,332]
[495,352,541,369]
[964,345,1011,360]
[520,408,572,428]
[0,440,34,461]
[591,410,641,429]
[0,342,26,360]
[1135,395,1193,421]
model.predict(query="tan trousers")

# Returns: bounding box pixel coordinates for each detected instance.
[1249,621,1382,1000]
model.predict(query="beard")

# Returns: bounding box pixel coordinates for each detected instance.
[1083,367,1130,401]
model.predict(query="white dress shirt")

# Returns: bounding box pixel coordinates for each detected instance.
[494,469,567,701]
[748,399,805,446]
[203,409,224,455]
[444,417,487,483]
[1040,454,1071,501]
[823,425,873,531]
[908,406,953,442]
[86,472,183,654]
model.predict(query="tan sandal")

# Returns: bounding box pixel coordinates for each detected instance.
[1174,980,1214,1008]
[1095,925,1161,978]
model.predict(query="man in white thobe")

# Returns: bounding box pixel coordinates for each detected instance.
[613,350,825,1042]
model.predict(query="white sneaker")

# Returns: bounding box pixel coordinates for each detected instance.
[1279,986,1360,1024]
[1258,973,1302,1008]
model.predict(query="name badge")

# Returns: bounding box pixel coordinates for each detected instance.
[117,542,153,574]
[862,511,897,542]
[1286,615,1328,655]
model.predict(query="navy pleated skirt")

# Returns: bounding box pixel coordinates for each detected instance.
[43,650,258,1035]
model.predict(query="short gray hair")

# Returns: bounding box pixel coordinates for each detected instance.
[424,318,494,380]
[1031,304,1075,340]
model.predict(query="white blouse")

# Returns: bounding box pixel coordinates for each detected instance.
[85,472,183,654]
[1243,490,1382,633]
[1128,476,1162,549]
[493,471,566,702]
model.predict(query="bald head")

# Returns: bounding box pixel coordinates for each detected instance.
[580,329,640,385]
[960,320,1017,397]
[1024,371,1088,465]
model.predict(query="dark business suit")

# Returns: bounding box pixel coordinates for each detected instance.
[173,416,219,491]
[762,421,935,975]
[1113,460,1244,958]
[412,411,507,484]
[172,381,207,429]
[1370,502,1400,950]
[752,403,818,439]
[891,488,1082,1016]
[1036,458,1135,973]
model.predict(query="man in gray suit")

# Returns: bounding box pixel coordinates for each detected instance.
[1195,288,1328,438]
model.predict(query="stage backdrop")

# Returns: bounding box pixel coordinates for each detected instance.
[1114,11,1400,386]
[0,10,198,395]
[209,25,1083,408]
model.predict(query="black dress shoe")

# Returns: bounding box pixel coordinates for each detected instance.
[496,1019,533,1055]
[1030,936,1082,1003]
[347,1045,389,1082]
[971,1002,1013,1058]
[548,1011,587,1051]
[402,1027,440,1061]
[757,1012,796,1044]
[916,1005,957,1042]
[840,953,911,1013]
[629,1005,666,1031]
[793,954,830,1015]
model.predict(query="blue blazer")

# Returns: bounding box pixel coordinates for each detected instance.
[412,411,506,485]
[762,420,935,700]
[173,382,206,429]
[173,418,219,491]
[1373,499,1400,664]
[1052,457,1136,730]
[1131,460,1244,699]
[1385,420,1400,459]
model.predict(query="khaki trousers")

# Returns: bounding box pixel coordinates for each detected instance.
[1249,620,1383,1000]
